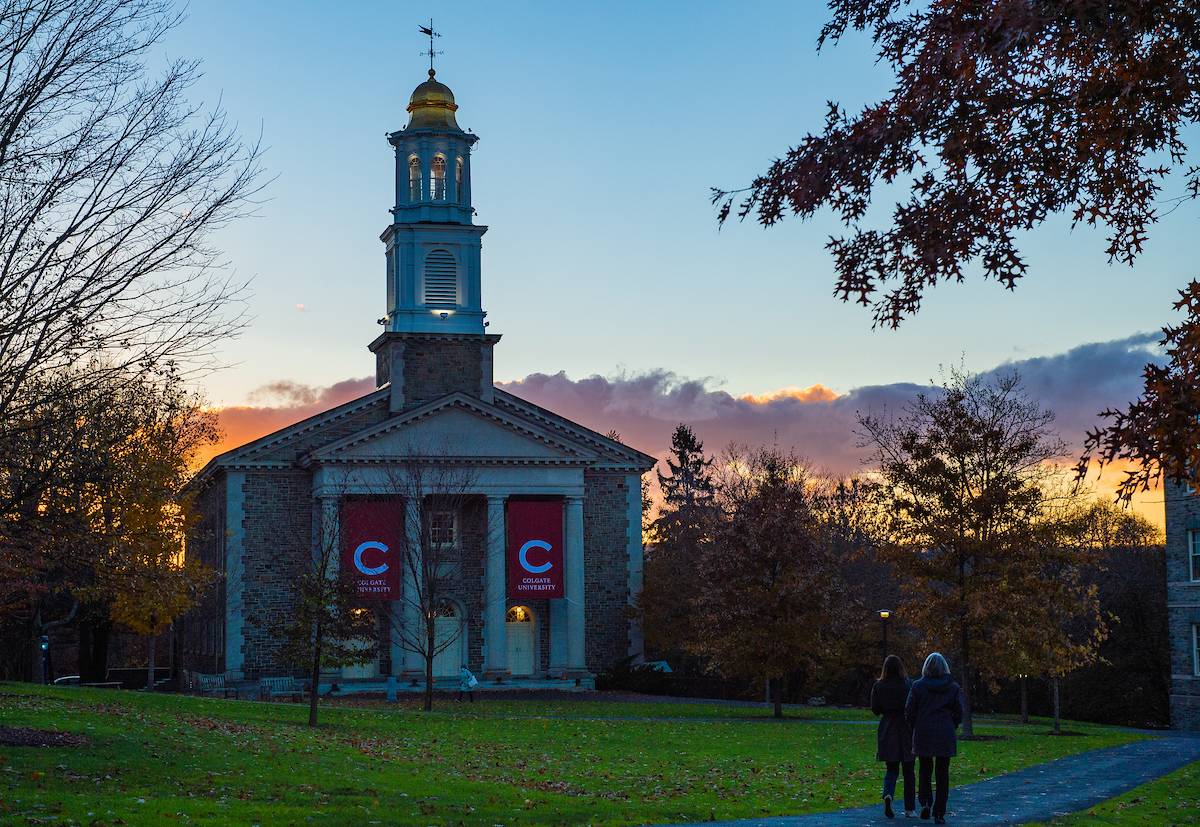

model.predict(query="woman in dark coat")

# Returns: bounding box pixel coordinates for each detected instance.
[905,652,964,824]
[870,654,915,819]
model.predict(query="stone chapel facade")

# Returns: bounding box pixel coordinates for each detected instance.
[182,69,655,687]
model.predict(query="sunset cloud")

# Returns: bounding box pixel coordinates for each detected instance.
[203,332,1166,525]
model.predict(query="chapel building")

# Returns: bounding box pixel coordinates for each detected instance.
[182,69,655,688]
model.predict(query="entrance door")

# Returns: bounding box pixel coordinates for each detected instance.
[432,604,462,678]
[506,605,535,676]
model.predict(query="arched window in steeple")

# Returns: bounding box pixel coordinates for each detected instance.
[408,155,421,201]
[455,156,463,201]
[431,155,447,200]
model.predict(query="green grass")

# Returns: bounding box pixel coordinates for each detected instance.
[1030,760,1200,826]
[0,683,1144,826]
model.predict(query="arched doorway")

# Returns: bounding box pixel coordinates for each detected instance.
[506,605,535,677]
[342,608,378,680]
[432,602,464,679]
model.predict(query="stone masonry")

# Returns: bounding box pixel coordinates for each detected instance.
[584,470,632,673]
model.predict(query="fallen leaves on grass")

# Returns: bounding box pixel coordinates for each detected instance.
[0,726,89,748]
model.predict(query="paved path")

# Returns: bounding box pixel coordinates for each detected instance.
[662,733,1200,826]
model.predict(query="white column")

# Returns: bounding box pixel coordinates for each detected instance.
[565,496,586,675]
[319,496,344,679]
[401,495,424,679]
[319,496,340,573]
[484,495,508,679]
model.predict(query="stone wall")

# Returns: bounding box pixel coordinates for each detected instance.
[240,469,313,678]
[402,337,484,407]
[1167,481,1200,730]
[583,470,632,673]
[181,474,226,675]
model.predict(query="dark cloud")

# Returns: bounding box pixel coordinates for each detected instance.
[205,333,1163,484]
[498,333,1163,475]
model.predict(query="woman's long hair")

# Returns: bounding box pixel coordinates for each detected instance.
[880,654,907,682]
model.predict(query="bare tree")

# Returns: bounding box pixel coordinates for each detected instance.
[0,0,262,485]
[272,477,378,728]
[368,456,486,712]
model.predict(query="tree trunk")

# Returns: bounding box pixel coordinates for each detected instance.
[959,628,974,738]
[771,677,783,719]
[81,620,111,684]
[1051,676,1061,735]
[424,618,435,712]
[1020,676,1028,724]
[308,621,322,727]
[146,632,156,691]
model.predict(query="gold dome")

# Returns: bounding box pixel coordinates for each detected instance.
[406,69,462,131]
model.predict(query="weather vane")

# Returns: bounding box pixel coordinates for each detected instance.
[418,19,442,73]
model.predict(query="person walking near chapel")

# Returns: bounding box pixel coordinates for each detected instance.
[457,666,478,703]
[905,652,964,824]
[871,655,915,818]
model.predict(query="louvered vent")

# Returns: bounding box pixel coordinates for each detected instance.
[423,250,458,307]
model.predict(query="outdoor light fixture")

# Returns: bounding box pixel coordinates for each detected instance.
[878,610,891,658]
[879,610,891,621]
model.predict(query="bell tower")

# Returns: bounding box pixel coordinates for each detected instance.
[370,67,500,412]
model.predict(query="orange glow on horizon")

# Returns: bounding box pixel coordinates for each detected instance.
[739,384,840,404]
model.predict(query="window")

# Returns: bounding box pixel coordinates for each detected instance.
[431,155,446,200]
[1194,624,1200,676]
[408,155,421,201]
[506,605,532,623]
[430,511,456,546]
[1191,530,1200,581]
[422,249,458,306]
[455,156,463,198]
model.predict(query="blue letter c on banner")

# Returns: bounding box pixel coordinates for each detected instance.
[519,539,553,574]
[354,540,389,576]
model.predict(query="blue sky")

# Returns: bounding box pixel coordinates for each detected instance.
[163,1,1192,407]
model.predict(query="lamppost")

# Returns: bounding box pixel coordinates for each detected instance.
[878,610,891,659]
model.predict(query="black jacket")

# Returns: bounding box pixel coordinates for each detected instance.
[870,677,913,762]
[904,675,964,758]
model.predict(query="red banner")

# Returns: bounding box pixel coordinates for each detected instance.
[340,499,402,600]
[507,499,564,599]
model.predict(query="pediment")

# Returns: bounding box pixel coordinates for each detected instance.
[311,394,598,464]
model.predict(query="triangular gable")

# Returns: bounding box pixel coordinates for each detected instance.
[311,392,599,464]
[196,386,391,474]
[493,388,657,470]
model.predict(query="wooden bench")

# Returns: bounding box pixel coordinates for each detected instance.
[258,676,304,702]
[192,673,238,699]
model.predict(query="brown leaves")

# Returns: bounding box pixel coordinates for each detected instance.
[1079,280,1200,500]
[718,2,1200,330]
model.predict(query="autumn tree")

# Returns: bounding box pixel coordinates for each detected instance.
[1,364,219,681]
[994,497,1108,734]
[714,2,1200,500]
[94,374,221,691]
[640,424,719,666]
[859,370,1067,737]
[692,448,852,718]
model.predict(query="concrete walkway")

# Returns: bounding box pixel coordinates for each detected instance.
[663,733,1200,826]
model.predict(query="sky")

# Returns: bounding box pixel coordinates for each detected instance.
[166,2,1194,525]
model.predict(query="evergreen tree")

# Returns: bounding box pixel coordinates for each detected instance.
[640,424,718,666]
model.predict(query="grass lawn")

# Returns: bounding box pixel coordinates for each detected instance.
[1029,760,1200,826]
[0,683,1145,826]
